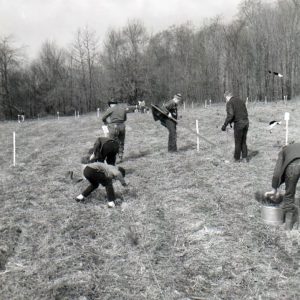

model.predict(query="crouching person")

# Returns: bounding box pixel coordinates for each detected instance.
[265,142,300,230]
[76,157,127,208]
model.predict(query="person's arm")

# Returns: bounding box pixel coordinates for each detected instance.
[223,101,234,128]
[102,108,113,123]
[271,149,284,189]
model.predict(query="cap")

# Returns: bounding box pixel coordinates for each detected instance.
[108,100,118,106]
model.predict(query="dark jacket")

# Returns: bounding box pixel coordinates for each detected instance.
[223,96,248,127]
[102,105,127,124]
[272,143,300,188]
[92,137,119,162]
[164,99,178,120]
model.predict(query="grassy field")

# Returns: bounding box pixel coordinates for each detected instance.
[1,100,300,300]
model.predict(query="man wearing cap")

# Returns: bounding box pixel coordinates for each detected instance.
[264,142,300,230]
[221,91,249,162]
[102,100,127,162]
[161,93,182,152]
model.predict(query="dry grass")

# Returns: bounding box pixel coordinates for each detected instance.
[1,100,300,300]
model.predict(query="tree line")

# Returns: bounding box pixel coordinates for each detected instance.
[0,0,299,120]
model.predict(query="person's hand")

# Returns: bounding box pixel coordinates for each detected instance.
[221,125,226,131]
[264,189,277,197]
[168,113,172,118]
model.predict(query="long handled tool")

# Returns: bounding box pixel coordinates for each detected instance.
[151,104,216,147]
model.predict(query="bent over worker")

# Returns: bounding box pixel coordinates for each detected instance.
[76,159,127,208]
[265,142,300,230]
[102,100,127,162]
[90,137,119,165]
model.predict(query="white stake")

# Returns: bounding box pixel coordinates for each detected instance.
[284,112,290,145]
[265,96,267,104]
[77,111,80,118]
[97,108,100,118]
[246,97,248,107]
[57,111,59,120]
[13,131,16,167]
[196,120,200,152]
[204,100,207,108]
[209,99,212,106]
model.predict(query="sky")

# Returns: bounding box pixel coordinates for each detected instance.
[0,0,245,59]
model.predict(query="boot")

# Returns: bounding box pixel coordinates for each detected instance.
[284,206,299,230]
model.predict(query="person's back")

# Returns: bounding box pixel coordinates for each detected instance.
[102,105,127,124]
[227,96,248,123]
[92,137,119,165]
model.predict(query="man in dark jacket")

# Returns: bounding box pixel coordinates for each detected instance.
[161,93,182,152]
[265,143,300,230]
[89,137,119,165]
[102,100,127,161]
[221,91,249,162]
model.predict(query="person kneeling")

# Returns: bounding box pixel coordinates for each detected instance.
[76,157,127,207]
[264,142,300,230]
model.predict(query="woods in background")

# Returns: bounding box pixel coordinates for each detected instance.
[0,0,299,120]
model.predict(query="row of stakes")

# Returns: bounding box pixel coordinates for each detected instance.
[11,110,291,166]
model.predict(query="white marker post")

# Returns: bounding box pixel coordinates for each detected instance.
[77,111,80,118]
[97,108,100,118]
[204,100,207,108]
[246,97,248,107]
[183,102,186,111]
[265,96,267,104]
[13,131,16,167]
[209,99,212,106]
[191,101,194,109]
[57,111,60,120]
[284,112,290,145]
[196,120,200,152]
[284,95,287,106]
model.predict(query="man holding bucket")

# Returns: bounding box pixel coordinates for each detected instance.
[265,142,300,230]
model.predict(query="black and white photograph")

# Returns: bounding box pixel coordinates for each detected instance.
[1,0,300,299]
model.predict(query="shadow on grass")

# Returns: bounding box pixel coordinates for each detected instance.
[248,149,259,161]
[124,149,152,161]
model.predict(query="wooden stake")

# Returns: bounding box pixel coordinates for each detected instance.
[196,120,200,152]
[284,112,290,145]
[13,131,16,167]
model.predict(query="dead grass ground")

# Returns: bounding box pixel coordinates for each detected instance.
[0,100,300,300]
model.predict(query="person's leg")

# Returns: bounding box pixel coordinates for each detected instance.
[233,124,243,161]
[280,159,300,230]
[102,141,119,165]
[241,123,249,159]
[118,124,126,158]
[166,119,177,152]
[81,167,100,197]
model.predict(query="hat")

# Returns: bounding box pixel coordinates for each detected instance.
[118,166,126,177]
[108,100,118,106]
[224,91,232,98]
[175,93,182,100]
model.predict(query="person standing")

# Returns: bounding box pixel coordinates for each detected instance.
[221,91,249,162]
[102,100,127,162]
[89,137,119,165]
[264,143,300,230]
[76,160,127,208]
[161,93,182,152]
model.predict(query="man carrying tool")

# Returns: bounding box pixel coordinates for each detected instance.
[102,100,127,162]
[221,91,249,162]
[161,93,182,152]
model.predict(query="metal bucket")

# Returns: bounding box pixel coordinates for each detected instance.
[261,205,283,225]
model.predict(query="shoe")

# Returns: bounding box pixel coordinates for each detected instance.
[241,158,249,163]
[108,201,115,208]
[76,194,85,202]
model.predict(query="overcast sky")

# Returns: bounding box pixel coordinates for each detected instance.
[1,0,246,58]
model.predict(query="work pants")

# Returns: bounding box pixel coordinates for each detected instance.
[82,166,115,201]
[233,120,249,160]
[165,119,177,152]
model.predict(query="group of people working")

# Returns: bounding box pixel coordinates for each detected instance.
[75,92,300,230]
